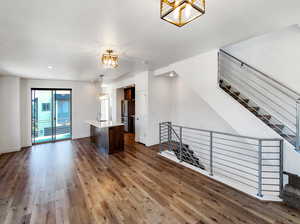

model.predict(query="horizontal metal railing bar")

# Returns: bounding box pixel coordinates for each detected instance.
[213,161,259,178]
[261,164,280,167]
[213,146,259,159]
[213,141,258,153]
[182,138,210,148]
[182,134,210,141]
[213,155,259,171]
[221,76,297,128]
[182,135,210,143]
[194,151,211,159]
[262,190,280,193]
[220,63,297,110]
[191,157,210,164]
[261,158,280,161]
[170,124,282,141]
[262,183,280,186]
[261,145,280,148]
[220,49,300,100]
[213,171,258,190]
[213,165,258,184]
[220,75,297,128]
[262,177,279,180]
[212,136,258,146]
[262,152,280,155]
[213,150,258,165]
[190,145,210,153]
[261,170,279,173]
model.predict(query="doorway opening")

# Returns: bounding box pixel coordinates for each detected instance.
[31,89,72,144]
[121,86,135,134]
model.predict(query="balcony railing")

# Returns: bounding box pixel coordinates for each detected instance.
[159,122,283,199]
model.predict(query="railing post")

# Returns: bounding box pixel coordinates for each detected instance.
[257,139,263,198]
[296,99,300,151]
[159,122,162,154]
[279,139,284,196]
[179,126,183,162]
[209,131,213,176]
[167,121,172,152]
[217,51,220,84]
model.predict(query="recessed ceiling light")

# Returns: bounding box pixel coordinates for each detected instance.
[169,72,175,77]
[48,66,53,69]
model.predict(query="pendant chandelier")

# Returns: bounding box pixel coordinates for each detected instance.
[101,49,119,68]
[96,74,107,99]
[160,0,205,27]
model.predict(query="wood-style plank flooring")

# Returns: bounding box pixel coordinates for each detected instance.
[0,134,299,224]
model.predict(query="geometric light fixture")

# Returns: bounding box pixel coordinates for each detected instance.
[101,49,119,68]
[160,0,205,27]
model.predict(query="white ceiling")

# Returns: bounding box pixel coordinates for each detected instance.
[0,0,300,81]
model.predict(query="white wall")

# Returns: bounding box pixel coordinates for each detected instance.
[147,74,173,146]
[0,76,21,154]
[20,78,98,147]
[147,73,236,146]
[223,24,300,93]
[170,76,236,133]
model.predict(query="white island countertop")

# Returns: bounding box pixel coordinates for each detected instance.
[86,120,124,129]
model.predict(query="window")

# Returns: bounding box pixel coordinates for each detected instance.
[42,103,50,112]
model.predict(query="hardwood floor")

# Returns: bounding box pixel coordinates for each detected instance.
[0,136,299,224]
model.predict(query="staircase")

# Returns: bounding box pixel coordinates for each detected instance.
[218,49,300,151]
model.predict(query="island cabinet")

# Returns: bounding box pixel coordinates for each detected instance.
[88,121,124,154]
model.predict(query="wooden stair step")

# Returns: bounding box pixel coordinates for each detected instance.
[239,98,250,103]
[269,124,285,130]
[257,115,272,120]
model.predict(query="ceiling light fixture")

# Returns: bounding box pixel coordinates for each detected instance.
[160,0,205,27]
[101,49,119,68]
[47,66,53,69]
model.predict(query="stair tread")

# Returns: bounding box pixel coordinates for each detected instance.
[219,80,298,147]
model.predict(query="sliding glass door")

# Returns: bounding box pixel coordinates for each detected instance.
[31,89,72,144]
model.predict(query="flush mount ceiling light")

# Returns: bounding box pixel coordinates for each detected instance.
[101,49,119,68]
[160,0,205,27]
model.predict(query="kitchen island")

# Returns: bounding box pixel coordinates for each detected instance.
[87,120,124,154]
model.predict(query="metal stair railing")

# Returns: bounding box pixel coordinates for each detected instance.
[159,122,283,199]
[218,49,300,151]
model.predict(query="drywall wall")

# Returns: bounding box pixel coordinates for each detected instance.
[0,76,21,153]
[154,49,300,175]
[20,78,98,147]
[223,24,300,93]
[170,76,237,133]
[147,74,173,146]
[147,73,237,146]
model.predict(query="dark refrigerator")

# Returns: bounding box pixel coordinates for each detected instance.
[121,100,135,133]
